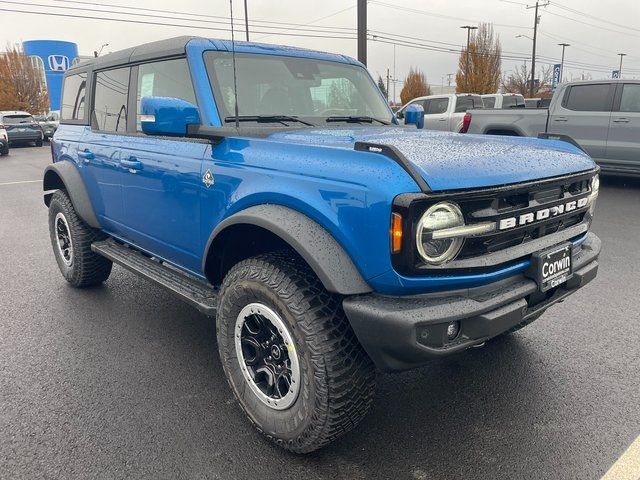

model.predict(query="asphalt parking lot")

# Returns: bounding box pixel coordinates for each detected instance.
[1,145,639,480]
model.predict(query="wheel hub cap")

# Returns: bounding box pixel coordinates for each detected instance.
[235,303,300,410]
[54,212,73,267]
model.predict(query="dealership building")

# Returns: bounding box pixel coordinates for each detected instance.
[22,40,83,112]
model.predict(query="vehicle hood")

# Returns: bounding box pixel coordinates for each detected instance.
[266,126,596,191]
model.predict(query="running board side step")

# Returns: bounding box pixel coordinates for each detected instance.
[91,239,218,316]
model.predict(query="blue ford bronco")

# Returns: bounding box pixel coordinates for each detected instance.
[44,36,601,453]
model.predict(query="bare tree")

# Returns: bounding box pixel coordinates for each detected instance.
[502,63,553,97]
[0,43,49,114]
[400,67,432,105]
[455,23,502,94]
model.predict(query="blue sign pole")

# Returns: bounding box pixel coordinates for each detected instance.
[552,64,562,92]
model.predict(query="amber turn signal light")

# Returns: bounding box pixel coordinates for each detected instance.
[391,212,403,253]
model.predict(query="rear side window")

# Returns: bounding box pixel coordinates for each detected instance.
[427,98,449,114]
[3,115,35,124]
[619,84,640,113]
[455,96,482,112]
[61,73,87,121]
[93,67,130,133]
[564,84,612,111]
[483,97,496,108]
[136,58,196,133]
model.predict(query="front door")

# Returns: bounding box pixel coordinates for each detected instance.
[605,83,640,173]
[119,58,206,273]
[549,82,615,160]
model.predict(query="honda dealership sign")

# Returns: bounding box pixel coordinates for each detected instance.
[22,40,79,111]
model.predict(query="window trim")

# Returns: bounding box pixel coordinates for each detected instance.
[561,83,616,112]
[60,71,90,126]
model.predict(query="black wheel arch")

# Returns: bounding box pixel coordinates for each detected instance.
[43,161,101,229]
[203,205,372,296]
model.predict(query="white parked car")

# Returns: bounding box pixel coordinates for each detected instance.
[481,93,526,109]
[0,126,8,155]
[396,94,484,133]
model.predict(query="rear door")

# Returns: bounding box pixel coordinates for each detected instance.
[605,82,640,174]
[119,57,207,272]
[79,66,131,234]
[548,82,615,160]
[423,97,450,131]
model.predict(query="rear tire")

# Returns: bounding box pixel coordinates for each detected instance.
[48,190,112,287]
[217,251,376,453]
[36,139,43,147]
[0,146,7,156]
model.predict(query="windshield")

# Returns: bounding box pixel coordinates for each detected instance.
[204,52,392,124]
[3,115,35,124]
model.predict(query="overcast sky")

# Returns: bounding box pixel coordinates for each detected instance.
[2,0,639,101]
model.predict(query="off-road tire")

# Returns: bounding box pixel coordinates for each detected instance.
[48,190,112,287]
[217,251,376,453]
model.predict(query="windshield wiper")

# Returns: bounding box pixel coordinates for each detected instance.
[224,115,315,126]
[325,115,390,125]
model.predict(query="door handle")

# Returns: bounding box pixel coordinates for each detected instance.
[121,157,143,171]
[77,149,94,163]
[613,118,630,123]
[553,117,568,122]
[438,118,447,122]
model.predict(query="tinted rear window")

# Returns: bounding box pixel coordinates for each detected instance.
[3,115,34,124]
[620,84,640,113]
[483,97,496,108]
[502,95,525,108]
[564,84,612,111]
[61,73,87,121]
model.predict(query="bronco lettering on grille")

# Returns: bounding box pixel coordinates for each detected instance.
[498,197,589,231]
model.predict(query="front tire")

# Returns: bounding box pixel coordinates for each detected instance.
[48,190,112,287]
[217,251,376,453]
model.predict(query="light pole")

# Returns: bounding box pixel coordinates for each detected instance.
[618,53,627,77]
[558,43,570,83]
[243,0,249,41]
[94,43,109,57]
[460,25,477,92]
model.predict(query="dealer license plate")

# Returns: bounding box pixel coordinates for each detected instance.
[529,243,573,292]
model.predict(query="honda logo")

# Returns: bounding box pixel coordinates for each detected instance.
[48,55,69,71]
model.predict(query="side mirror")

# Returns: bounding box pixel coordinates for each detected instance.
[140,96,200,136]
[404,104,425,129]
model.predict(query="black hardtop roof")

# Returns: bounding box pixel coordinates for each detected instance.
[67,36,197,73]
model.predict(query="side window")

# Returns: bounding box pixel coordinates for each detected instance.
[483,97,496,108]
[455,96,474,112]
[136,58,197,133]
[427,98,449,114]
[619,84,640,113]
[60,73,87,121]
[93,67,130,133]
[564,84,612,112]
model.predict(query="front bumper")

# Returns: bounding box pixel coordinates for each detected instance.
[343,232,601,372]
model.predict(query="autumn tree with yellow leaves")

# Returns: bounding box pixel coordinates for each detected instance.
[455,23,502,94]
[0,44,49,114]
[400,67,432,105]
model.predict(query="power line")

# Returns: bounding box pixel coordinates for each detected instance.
[549,1,640,34]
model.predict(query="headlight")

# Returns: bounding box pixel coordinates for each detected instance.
[589,174,599,215]
[416,202,465,265]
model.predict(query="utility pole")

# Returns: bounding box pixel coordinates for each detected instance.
[446,73,454,87]
[460,26,477,92]
[392,43,396,104]
[357,0,367,65]
[243,0,249,41]
[558,42,570,83]
[618,53,627,77]
[386,68,390,102]
[526,1,548,97]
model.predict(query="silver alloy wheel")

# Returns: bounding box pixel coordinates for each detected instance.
[54,212,73,267]
[235,303,301,410]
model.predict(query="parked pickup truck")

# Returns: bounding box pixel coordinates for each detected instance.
[396,93,484,132]
[482,93,526,109]
[467,79,640,176]
[46,36,601,453]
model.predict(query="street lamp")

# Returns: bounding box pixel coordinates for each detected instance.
[618,53,627,77]
[558,43,570,83]
[460,25,478,92]
[516,34,533,41]
[94,43,109,57]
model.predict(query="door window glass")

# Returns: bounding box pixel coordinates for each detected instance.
[427,98,449,114]
[483,96,496,108]
[93,67,130,133]
[564,84,612,111]
[620,84,640,113]
[136,58,197,132]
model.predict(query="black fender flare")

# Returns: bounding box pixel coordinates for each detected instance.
[204,204,372,295]
[43,161,101,228]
